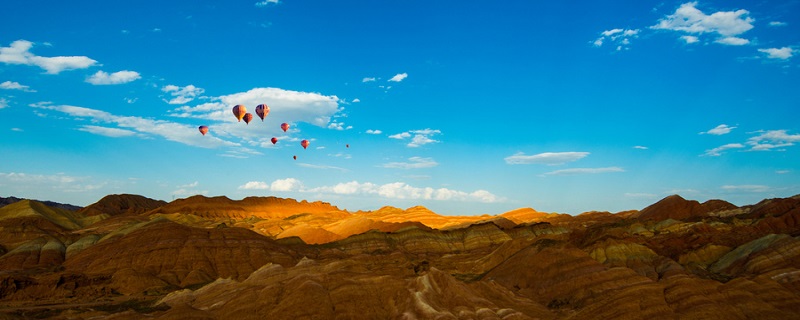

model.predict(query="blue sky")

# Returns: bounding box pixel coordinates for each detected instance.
[1,0,798,215]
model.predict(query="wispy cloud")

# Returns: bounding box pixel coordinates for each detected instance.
[366,129,382,135]
[0,40,97,74]
[700,124,736,135]
[747,130,800,151]
[0,171,105,193]
[0,98,8,109]
[715,36,749,46]
[757,47,795,60]
[388,73,408,82]
[78,125,138,137]
[255,0,279,7]
[381,157,438,169]
[0,80,36,92]
[389,129,441,147]
[86,70,141,85]
[592,28,640,51]
[504,152,589,165]
[703,143,744,156]
[32,102,238,149]
[633,146,649,150]
[542,167,625,176]
[162,84,205,105]
[721,184,770,193]
[306,180,505,203]
[768,21,787,27]
[362,77,376,82]
[297,163,349,172]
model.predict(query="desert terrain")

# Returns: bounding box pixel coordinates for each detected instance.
[0,193,799,319]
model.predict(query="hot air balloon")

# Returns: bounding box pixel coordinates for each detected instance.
[346,144,350,148]
[198,126,209,136]
[281,123,290,132]
[293,155,297,160]
[301,139,310,149]
[271,137,278,144]
[255,104,269,121]
[232,105,246,122]
[243,113,253,124]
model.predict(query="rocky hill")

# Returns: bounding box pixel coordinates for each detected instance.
[0,194,799,319]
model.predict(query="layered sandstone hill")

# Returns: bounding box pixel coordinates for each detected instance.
[0,194,799,319]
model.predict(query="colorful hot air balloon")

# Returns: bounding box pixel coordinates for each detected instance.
[301,139,310,149]
[280,123,290,132]
[255,104,269,121]
[198,126,209,136]
[271,137,278,144]
[232,105,246,122]
[243,113,253,124]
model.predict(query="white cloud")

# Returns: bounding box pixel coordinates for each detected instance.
[169,87,340,128]
[32,102,238,149]
[633,145,649,150]
[715,36,749,46]
[381,157,438,169]
[306,180,505,203]
[0,98,8,109]
[366,129,382,135]
[255,0,279,7]
[543,167,625,176]
[327,121,352,130]
[652,2,754,45]
[769,21,787,27]
[703,143,744,156]
[701,124,736,135]
[389,129,441,147]
[681,35,700,44]
[297,163,348,172]
[747,130,800,151]
[79,125,138,137]
[11,128,22,132]
[758,47,795,60]
[271,178,303,191]
[653,2,754,35]
[721,185,770,192]
[0,40,97,74]
[504,151,589,165]
[239,181,269,190]
[593,28,640,50]
[352,98,361,103]
[362,77,376,82]
[162,84,205,104]
[776,170,790,174]
[388,73,408,82]
[0,171,105,193]
[86,70,141,85]
[389,132,411,139]
[0,80,35,92]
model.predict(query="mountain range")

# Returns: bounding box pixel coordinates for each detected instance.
[0,193,798,319]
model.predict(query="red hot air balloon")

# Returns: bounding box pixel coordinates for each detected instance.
[255,104,269,121]
[243,113,254,124]
[280,122,290,132]
[271,137,278,144]
[293,155,297,160]
[232,105,246,122]
[301,139,310,149]
[198,126,209,136]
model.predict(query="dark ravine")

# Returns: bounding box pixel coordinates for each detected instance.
[0,193,798,319]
